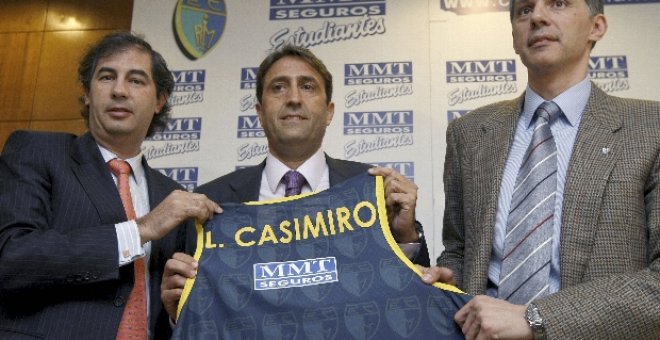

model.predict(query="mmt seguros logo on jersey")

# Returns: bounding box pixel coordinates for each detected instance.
[344,61,414,108]
[143,117,202,160]
[170,69,205,107]
[270,0,386,20]
[174,0,227,60]
[156,167,199,191]
[589,55,629,92]
[254,257,338,290]
[446,59,517,107]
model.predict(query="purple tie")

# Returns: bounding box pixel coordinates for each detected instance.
[282,170,306,197]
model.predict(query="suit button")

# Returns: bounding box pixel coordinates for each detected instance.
[114,296,125,307]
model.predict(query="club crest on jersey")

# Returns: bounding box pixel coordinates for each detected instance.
[380,257,414,291]
[223,316,257,339]
[219,274,252,310]
[386,296,422,337]
[174,0,227,60]
[302,307,339,339]
[339,261,374,297]
[295,237,331,259]
[345,302,380,339]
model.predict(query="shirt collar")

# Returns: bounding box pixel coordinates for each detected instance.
[523,77,591,129]
[264,148,327,193]
[97,144,146,185]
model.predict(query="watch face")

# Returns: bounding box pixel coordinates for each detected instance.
[526,304,545,338]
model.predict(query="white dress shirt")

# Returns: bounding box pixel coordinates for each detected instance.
[259,148,329,200]
[98,145,152,326]
[257,148,420,259]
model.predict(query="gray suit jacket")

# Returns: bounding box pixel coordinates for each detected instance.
[0,131,182,339]
[437,85,660,339]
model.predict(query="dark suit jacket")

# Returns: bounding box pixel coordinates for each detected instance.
[437,85,660,339]
[193,155,430,265]
[0,131,183,339]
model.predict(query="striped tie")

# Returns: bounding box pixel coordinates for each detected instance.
[498,101,560,305]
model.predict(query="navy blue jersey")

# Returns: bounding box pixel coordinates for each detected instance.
[173,173,470,339]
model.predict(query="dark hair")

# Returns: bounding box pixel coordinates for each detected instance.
[256,44,333,104]
[509,0,603,21]
[78,31,174,137]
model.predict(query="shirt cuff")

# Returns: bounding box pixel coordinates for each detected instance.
[398,243,421,260]
[115,220,146,266]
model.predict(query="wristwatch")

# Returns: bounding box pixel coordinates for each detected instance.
[414,222,425,242]
[526,303,546,340]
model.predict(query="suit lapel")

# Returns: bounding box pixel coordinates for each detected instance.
[230,161,265,202]
[327,155,354,186]
[144,159,170,209]
[559,86,622,287]
[467,97,522,292]
[70,133,126,224]
[142,159,178,333]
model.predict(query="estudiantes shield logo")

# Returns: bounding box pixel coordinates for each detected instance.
[173,0,226,60]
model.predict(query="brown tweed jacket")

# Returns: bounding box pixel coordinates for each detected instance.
[437,85,660,340]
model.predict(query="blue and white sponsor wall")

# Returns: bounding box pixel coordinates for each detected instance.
[132,0,660,261]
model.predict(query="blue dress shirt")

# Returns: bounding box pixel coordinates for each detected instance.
[487,78,592,298]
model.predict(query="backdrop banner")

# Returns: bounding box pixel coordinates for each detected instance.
[132,0,660,261]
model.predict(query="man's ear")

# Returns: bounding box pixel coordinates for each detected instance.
[589,14,608,45]
[325,102,335,126]
[512,30,520,55]
[155,94,168,114]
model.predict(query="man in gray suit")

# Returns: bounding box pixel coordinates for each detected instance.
[160,45,430,324]
[421,0,660,339]
[0,32,220,339]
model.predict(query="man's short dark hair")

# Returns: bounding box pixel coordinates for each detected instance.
[509,0,603,21]
[256,44,333,105]
[78,31,174,137]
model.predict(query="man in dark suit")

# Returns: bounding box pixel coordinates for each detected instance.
[421,0,660,339]
[160,45,430,322]
[0,32,220,339]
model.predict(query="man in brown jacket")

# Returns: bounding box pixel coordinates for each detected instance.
[421,0,660,339]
